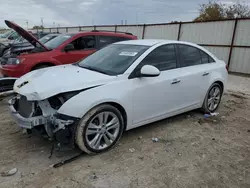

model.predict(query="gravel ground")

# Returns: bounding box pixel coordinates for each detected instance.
[0,75,250,188]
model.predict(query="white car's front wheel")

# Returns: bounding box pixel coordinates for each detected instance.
[75,104,124,154]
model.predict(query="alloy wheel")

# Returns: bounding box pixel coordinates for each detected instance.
[207,86,221,111]
[85,111,120,150]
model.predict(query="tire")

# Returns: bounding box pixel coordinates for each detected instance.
[201,83,223,113]
[75,104,124,154]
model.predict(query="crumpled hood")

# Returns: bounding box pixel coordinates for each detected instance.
[14,65,115,101]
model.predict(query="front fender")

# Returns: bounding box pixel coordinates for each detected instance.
[57,83,133,125]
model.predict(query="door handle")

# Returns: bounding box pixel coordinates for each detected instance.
[171,79,181,84]
[202,72,209,76]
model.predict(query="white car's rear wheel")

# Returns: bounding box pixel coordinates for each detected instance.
[75,104,124,154]
[202,83,222,113]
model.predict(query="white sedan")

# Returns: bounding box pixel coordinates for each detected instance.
[9,39,228,153]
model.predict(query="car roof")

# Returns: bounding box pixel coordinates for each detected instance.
[116,39,218,61]
[66,30,135,37]
[116,39,168,46]
[116,39,203,47]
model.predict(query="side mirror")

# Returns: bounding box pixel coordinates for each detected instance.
[64,43,74,52]
[140,65,160,77]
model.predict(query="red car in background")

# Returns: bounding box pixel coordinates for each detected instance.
[0,20,137,78]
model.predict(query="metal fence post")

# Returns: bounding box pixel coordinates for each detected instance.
[142,24,146,39]
[227,19,238,69]
[177,22,182,40]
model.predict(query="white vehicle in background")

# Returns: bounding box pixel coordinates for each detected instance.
[9,39,228,153]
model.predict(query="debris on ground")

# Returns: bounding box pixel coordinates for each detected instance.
[212,138,215,141]
[138,156,144,160]
[138,136,142,140]
[52,152,84,168]
[247,130,250,133]
[90,173,98,180]
[129,148,136,153]
[204,112,219,118]
[152,138,159,142]
[1,168,18,177]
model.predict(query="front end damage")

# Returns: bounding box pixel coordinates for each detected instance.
[8,94,80,148]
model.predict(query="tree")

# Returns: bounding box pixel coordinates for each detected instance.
[194,1,250,21]
[32,25,44,29]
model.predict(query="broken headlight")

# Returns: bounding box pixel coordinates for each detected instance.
[48,91,80,110]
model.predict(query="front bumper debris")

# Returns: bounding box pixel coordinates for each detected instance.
[8,96,80,149]
[8,97,46,129]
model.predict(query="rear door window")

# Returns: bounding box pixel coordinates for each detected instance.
[69,36,96,50]
[178,44,202,67]
[98,36,119,48]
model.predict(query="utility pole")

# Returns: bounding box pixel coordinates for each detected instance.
[125,20,127,25]
[136,13,138,25]
[121,20,123,25]
[41,17,44,27]
[26,20,28,29]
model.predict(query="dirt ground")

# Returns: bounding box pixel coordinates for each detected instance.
[0,75,250,188]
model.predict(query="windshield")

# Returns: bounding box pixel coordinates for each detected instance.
[44,34,74,49]
[8,32,20,40]
[78,44,149,75]
[1,30,14,38]
[39,35,57,44]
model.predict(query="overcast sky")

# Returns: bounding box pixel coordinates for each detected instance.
[0,0,249,28]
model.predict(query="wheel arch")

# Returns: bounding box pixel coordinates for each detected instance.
[101,102,128,132]
[58,97,129,131]
[213,80,224,93]
[80,101,128,132]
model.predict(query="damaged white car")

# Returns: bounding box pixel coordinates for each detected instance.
[9,40,228,153]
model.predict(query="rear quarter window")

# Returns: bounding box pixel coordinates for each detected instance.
[200,49,215,64]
